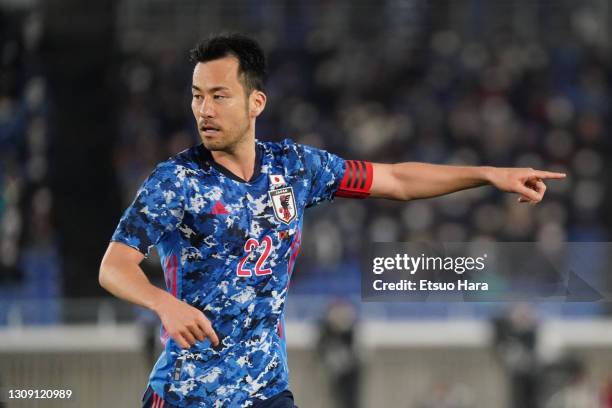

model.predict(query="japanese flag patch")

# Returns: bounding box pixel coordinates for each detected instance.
[269,174,286,188]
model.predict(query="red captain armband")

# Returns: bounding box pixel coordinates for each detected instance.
[335,160,373,199]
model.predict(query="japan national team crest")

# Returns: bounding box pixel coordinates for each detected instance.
[269,187,297,224]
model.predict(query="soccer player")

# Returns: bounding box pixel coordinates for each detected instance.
[99,34,565,408]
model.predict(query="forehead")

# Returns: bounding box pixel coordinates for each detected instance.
[192,56,242,89]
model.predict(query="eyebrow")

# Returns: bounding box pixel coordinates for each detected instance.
[191,85,230,92]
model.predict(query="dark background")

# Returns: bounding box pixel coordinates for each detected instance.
[0,0,610,315]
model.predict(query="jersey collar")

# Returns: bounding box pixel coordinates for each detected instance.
[195,141,263,183]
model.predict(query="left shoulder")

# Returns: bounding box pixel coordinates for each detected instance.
[259,138,300,155]
[259,138,332,160]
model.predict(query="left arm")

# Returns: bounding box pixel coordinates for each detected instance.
[369,162,566,203]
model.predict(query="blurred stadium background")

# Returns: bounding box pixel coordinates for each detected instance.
[1,0,611,407]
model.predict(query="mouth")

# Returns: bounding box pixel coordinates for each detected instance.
[199,125,221,136]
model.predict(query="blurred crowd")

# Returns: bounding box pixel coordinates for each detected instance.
[0,0,610,309]
[0,7,59,306]
[112,0,610,294]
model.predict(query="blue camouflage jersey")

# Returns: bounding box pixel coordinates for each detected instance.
[111,139,346,407]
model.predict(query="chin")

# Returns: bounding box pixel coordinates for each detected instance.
[202,141,221,151]
[202,138,229,152]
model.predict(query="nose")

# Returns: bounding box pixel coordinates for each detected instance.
[199,96,215,118]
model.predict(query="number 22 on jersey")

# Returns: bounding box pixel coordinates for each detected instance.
[236,236,273,277]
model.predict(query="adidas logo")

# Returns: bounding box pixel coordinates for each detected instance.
[211,200,229,215]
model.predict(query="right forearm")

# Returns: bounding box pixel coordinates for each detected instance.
[99,258,220,349]
[99,261,170,313]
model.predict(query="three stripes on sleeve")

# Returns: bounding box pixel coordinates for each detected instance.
[335,160,373,199]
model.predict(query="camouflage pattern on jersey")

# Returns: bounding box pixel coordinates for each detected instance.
[111,139,345,407]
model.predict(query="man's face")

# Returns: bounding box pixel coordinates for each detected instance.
[191,56,252,152]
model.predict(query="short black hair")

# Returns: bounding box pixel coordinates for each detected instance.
[189,33,267,95]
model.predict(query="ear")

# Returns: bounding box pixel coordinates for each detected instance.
[249,90,267,118]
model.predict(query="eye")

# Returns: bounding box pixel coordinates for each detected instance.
[213,94,226,100]
[193,94,203,100]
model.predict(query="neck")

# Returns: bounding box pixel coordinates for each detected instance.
[210,136,257,181]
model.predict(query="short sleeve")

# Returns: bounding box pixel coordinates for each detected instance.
[302,145,346,207]
[111,163,185,255]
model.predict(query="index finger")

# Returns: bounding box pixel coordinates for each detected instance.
[533,170,566,180]
[204,325,220,347]
[198,318,220,347]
